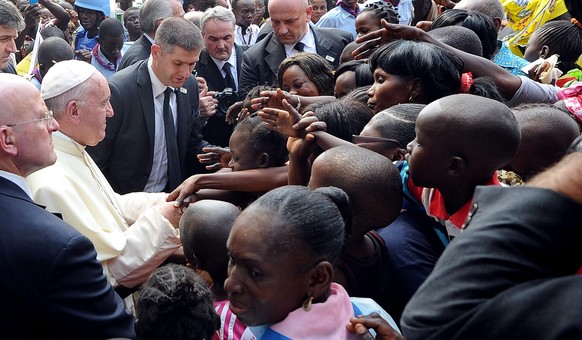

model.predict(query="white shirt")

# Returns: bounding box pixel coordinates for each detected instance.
[283,25,316,57]
[211,47,239,91]
[146,57,178,192]
[0,170,32,199]
[234,24,260,46]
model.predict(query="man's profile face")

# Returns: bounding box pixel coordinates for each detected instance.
[0,25,18,69]
[202,19,234,61]
[4,83,59,176]
[269,0,312,45]
[152,44,201,88]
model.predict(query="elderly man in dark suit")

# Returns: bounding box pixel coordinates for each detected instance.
[118,0,184,70]
[88,17,207,194]
[238,0,353,97]
[195,6,244,148]
[0,74,135,338]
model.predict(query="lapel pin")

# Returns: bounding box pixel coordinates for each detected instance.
[180,87,187,94]
[325,55,335,62]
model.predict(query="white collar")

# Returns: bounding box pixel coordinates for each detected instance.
[210,46,238,71]
[283,25,315,56]
[2,170,33,199]
[147,57,173,98]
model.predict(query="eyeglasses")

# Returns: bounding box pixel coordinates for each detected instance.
[3,111,55,128]
[352,135,405,149]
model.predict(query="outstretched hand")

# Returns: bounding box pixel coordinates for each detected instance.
[166,175,202,210]
[225,101,244,124]
[353,20,427,59]
[197,146,231,171]
[258,99,304,137]
[251,88,298,111]
[346,313,404,340]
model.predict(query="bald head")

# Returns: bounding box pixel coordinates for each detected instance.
[0,74,58,177]
[421,94,521,176]
[268,0,312,45]
[309,145,402,239]
[179,200,241,281]
[0,74,34,122]
[428,26,484,57]
[509,104,580,180]
[455,0,504,31]
[38,37,75,78]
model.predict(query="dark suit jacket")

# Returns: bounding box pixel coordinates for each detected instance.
[87,59,206,194]
[194,44,244,147]
[401,186,582,340]
[238,24,353,97]
[118,34,152,71]
[0,176,135,339]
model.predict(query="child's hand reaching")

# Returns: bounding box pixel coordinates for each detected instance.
[346,313,404,340]
[197,146,232,172]
[353,20,428,59]
[251,88,300,111]
[259,99,305,138]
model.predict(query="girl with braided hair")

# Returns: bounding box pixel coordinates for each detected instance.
[355,1,400,37]
[523,18,582,73]
[135,264,220,340]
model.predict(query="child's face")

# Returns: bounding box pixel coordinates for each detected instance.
[99,34,124,62]
[354,124,403,161]
[228,130,264,172]
[281,65,320,97]
[234,0,256,28]
[406,104,450,188]
[124,9,141,36]
[224,209,312,326]
[310,0,328,24]
[39,8,55,24]
[367,67,413,113]
[522,31,543,62]
[355,11,380,38]
[254,0,266,24]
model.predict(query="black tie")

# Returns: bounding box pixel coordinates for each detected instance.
[222,62,236,91]
[163,87,181,191]
[294,42,305,52]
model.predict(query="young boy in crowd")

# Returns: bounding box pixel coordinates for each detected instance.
[91,17,124,79]
[179,200,248,340]
[404,94,521,243]
[500,103,581,184]
[123,6,141,42]
[308,145,403,304]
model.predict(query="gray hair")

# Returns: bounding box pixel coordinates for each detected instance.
[44,73,98,119]
[139,0,174,35]
[156,17,204,52]
[456,0,505,20]
[0,0,25,31]
[200,6,236,34]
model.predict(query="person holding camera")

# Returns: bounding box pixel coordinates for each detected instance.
[195,6,244,149]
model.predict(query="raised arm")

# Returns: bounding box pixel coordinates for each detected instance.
[353,21,522,100]
[168,166,288,206]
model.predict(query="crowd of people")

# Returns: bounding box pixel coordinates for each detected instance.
[1,0,582,337]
